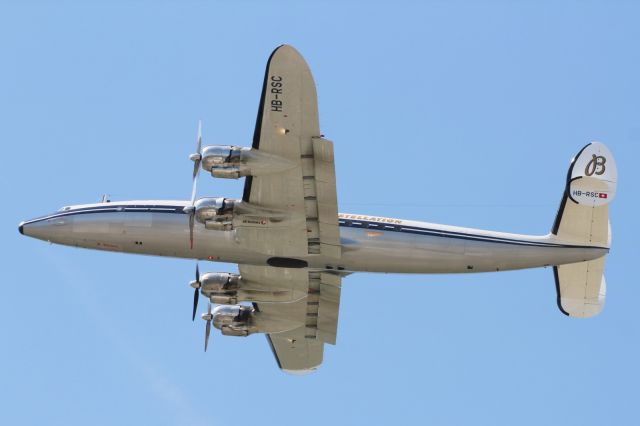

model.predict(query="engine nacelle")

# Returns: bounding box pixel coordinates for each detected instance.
[210,295,238,305]
[200,145,296,179]
[220,326,249,337]
[200,272,240,293]
[194,197,235,231]
[201,145,244,179]
[200,272,241,304]
[212,305,254,336]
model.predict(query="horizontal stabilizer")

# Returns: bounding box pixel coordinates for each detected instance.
[554,257,606,318]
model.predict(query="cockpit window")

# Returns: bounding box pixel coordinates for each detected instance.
[58,206,71,212]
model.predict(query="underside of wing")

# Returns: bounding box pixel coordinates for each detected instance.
[206,45,344,373]
[242,265,342,372]
[266,327,324,374]
[239,44,341,261]
[243,44,320,205]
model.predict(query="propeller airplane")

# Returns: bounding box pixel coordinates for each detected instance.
[19,45,617,373]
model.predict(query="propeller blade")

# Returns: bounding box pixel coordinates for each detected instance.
[196,120,202,155]
[204,319,211,351]
[190,171,199,205]
[189,212,195,250]
[191,264,200,321]
[190,120,202,205]
[204,302,212,352]
[192,287,199,322]
[187,120,202,249]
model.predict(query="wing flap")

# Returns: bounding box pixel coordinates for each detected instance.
[317,272,341,344]
[312,138,341,259]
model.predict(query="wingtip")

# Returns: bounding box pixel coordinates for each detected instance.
[282,367,319,376]
[271,44,299,57]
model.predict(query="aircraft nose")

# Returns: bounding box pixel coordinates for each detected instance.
[19,214,76,242]
[18,217,59,240]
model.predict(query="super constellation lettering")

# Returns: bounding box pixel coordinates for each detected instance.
[270,76,283,112]
[339,214,403,224]
[242,218,268,225]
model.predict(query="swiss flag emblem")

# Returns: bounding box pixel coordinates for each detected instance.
[599,193,608,199]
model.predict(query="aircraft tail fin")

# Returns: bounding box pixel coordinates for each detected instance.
[551,142,616,318]
[551,141,616,246]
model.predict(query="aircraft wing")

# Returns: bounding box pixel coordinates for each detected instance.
[238,266,342,372]
[266,327,324,373]
[234,45,342,372]
[240,44,341,260]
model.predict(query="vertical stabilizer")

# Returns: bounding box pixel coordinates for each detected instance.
[551,142,616,318]
[552,142,616,246]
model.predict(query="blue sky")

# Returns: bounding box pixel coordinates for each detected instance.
[2,1,639,425]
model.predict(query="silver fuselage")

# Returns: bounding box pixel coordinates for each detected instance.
[19,200,607,273]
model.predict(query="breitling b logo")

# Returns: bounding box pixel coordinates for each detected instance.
[585,154,606,176]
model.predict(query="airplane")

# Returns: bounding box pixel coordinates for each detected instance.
[18,45,617,374]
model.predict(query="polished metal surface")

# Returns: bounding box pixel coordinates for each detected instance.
[201,144,297,179]
[201,145,242,168]
[194,197,226,222]
[212,304,254,337]
[18,200,608,274]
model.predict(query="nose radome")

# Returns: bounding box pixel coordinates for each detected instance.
[19,216,70,243]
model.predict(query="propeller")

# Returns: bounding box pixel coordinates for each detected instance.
[184,121,203,249]
[190,263,201,321]
[202,302,213,351]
